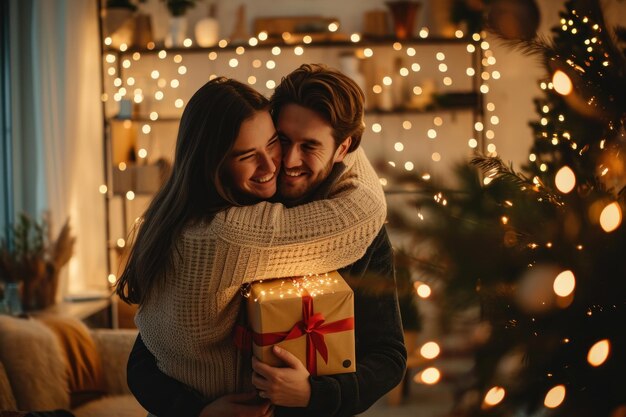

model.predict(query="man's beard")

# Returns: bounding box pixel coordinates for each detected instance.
[278,157,335,206]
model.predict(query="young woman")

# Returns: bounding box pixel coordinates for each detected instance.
[117,77,387,416]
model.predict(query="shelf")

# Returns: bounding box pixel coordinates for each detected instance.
[108,190,155,197]
[106,95,478,124]
[107,117,180,123]
[367,104,477,116]
[33,297,112,322]
[104,36,477,56]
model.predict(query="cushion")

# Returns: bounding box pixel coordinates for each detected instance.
[0,316,70,410]
[0,361,18,410]
[72,395,145,417]
[37,315,106,408]
[89,329,138,395]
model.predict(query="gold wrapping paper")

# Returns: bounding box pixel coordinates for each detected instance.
[246,271,356,375]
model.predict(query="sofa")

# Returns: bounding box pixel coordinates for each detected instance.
[0,314,146,417]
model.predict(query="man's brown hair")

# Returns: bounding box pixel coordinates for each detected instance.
[271,64,365,152]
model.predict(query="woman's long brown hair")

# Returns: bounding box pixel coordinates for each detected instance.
[116,78,269,305]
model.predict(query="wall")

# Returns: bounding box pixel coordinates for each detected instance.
[102,0,626,263]
[112,0,608,174]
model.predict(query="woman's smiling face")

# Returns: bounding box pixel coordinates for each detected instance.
[224,110,281,200]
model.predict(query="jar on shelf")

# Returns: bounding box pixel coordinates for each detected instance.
[195,3,219,47]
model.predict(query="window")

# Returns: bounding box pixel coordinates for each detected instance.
[0,0,13,232]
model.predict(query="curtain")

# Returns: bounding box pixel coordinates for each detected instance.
[10,0,106,297]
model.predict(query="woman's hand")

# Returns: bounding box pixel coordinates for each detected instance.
[199,391,273,417]
[251,345,312,407]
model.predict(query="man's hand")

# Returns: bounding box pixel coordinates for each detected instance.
[198,391,273,417]
[251,345,312,407]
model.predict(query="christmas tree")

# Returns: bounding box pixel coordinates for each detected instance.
[386,0,626,415]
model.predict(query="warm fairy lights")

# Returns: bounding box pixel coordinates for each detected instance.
[483,386,506,407]
[544,385,566,408]
[599,202,622,232]
[416,367,440,384]
[420,341,440,359]
[553,270,576,297]
[414,282,431,298]
[101,28,502,300]
[587,339,610,367]
[246,273,338,302]
[552,70,573,95]
[555,166,576,193]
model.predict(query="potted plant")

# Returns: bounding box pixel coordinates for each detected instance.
[0,213,75,313]
[162,0,198,47]
[106,0,137,10]
[163,0,196,17]
[103,0,138,47]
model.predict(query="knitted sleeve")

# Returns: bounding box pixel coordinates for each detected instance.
[207,147,386,280]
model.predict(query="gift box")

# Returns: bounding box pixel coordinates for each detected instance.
[246,271,356,376]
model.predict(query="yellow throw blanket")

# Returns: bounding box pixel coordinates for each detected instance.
[37,315,106,408]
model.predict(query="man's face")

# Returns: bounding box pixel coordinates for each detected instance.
[276,104,350,203]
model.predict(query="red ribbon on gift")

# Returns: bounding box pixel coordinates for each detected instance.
[236,293,354,376]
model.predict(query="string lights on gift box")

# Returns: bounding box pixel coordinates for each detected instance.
[242,272,339,302]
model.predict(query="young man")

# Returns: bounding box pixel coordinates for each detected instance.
[128,64,407,417]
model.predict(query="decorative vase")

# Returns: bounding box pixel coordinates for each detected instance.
[386,1,421,40]
[103,7,135,48]
[429,0,457,37]
[376,68,394,111]
[195,17,219,47]
[229,4,249,44]
[339,53,370,110]
[3,282,23,316]
[102,7,135,37]
[363,9,390,38]
[132,13,154,48]
[165,15,188,48]
[195,4,219,47]
[339,53,366,94]
[392,57,408,109]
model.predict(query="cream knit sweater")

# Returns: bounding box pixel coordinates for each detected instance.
[135,147,386,401]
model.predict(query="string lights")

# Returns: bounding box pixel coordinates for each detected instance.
[102,31,499,174]
[99,21,507,393]
[463,3,626,414]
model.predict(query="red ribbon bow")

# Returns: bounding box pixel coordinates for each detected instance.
[235,293,354,376]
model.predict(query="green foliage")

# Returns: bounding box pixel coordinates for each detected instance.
[387,1,626,415]
[451,0,490,35]
[0,213,47,283]
[161,0,197,17]
[105,0,138,11]
[0,213,75,310]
